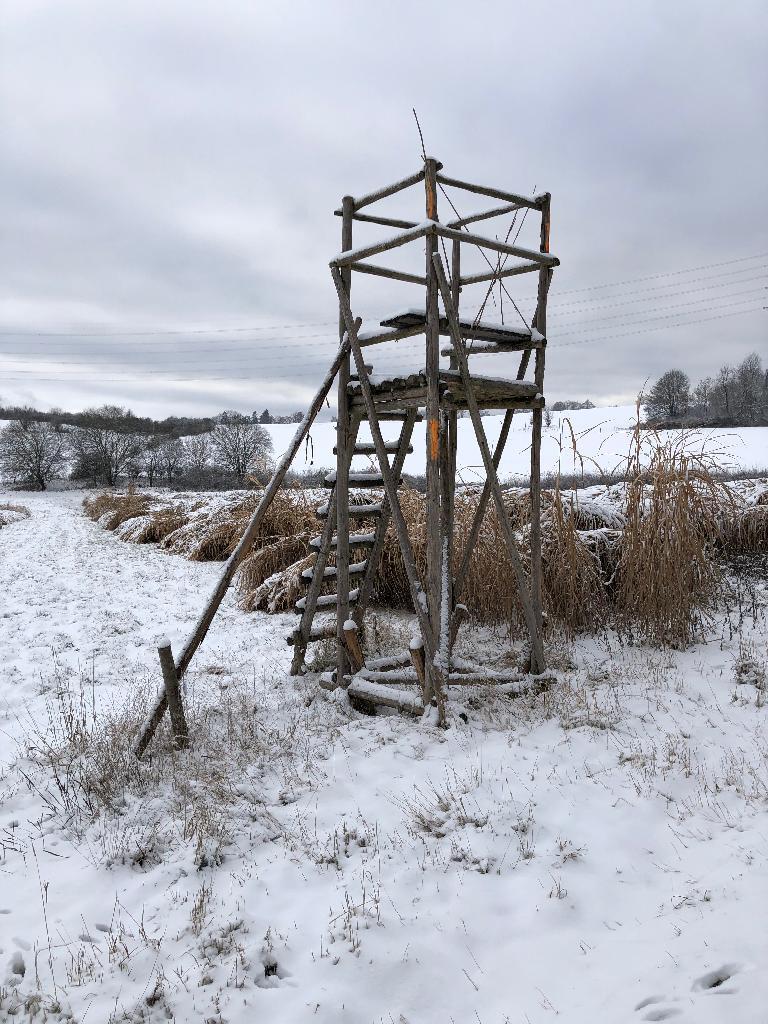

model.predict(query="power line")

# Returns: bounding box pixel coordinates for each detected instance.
[0,302,762,383]
[2,269,764,361]
[2,252,765,338]
[1,282,764,363]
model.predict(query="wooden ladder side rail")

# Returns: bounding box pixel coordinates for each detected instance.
[351,411,418,627]
[133,322,360,759]
[336,195,355,684]
[331,265,447,723]
[290,481,339,675]
[431,251,546,675]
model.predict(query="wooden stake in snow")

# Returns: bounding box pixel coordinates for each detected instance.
[134,639,188,758]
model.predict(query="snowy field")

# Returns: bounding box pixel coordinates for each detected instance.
[266,404,768,482]
[1,488,767,1023]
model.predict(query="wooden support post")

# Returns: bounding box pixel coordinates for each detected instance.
[158,641,188,749]
[530,195,551,644]
[336,195,354,683]
[409,637,427,697]
[424,156,442,708]
[343,620,364,673]
[431,251,545,675]
[133,640,188,758]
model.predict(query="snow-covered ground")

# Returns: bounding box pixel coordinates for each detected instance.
[266,404,768,482]
[1,491,767,1023]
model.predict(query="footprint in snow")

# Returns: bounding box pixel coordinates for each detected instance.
[692,962,741,994]
[634,962,743,1019]
[5,951,26,987]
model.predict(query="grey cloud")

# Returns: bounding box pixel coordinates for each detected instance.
[1,0,766,417]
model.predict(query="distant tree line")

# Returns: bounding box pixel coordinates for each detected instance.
[643,352,767,427]
[0,404,283,491]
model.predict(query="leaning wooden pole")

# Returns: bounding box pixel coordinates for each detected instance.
[133,329,358,758]
[431,251,546,674]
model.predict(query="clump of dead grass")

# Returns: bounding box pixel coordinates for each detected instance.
[718,505,768,555]
[83,489,156,531]
[189,488,318,562]
[617,424,730,646]
[0,501,31,527]
[541,488,610,636]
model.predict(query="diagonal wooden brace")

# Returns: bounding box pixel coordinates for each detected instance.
[431,252,546,674]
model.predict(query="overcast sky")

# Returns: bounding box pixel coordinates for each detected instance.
[1,0,766,419]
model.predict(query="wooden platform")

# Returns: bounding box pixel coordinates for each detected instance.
[348,369,543,412]
[379,309,542,349]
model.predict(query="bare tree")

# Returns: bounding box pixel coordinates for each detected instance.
[643,369,690,421]
[157,435,185,486]
[0,419,68,490]
[183,432,212,476]
[735,352,765,425]
[137,437,163,486]
[211,414,272,480]
[69,405,145,486]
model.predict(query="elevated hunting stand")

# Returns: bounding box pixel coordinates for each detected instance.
[135,159,558,755]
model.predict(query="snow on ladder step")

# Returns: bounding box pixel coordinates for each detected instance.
[316,502,383,519]
[324,471,396,488]
[332,442,412,455]
[286,622,336,646]
[301,561,367,582]
[295,588,359,613]
[310,532,376,549]
[346,676,424,715]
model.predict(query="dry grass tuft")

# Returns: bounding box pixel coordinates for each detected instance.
[83,489,156,531]
[617,425,730,646]
[541,489,610,636]
[0,501,31,527]
[189,488,318,562]
[239,540,313,612]
[718,505,768,555]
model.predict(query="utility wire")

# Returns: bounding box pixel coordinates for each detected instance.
[0,302,762,382]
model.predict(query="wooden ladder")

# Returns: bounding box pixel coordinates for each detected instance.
[288,405,418,675]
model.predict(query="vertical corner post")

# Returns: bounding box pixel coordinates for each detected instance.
[529,194,551,670]
[424,157,445,715]
[336,195,355,682]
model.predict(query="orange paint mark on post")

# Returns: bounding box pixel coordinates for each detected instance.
[428,418,439,461]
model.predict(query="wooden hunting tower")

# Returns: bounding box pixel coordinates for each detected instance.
[290,158,559,722]
[137,158,559,756]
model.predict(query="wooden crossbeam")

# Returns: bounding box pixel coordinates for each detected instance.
[436,173,546,211]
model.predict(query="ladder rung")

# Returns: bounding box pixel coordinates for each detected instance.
[333,442,412,456]
[366,410,423,421]
[286,622,336,646]
[316,502,383,520]
[324,472,396,488]
[295,588,359,613]
[301,561,367,582]
[310,532,376,549]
